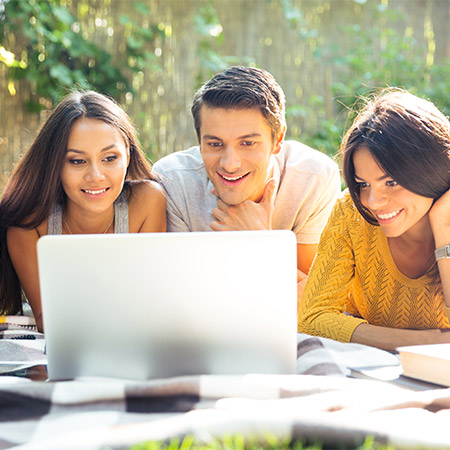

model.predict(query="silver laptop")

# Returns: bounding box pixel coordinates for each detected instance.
[37,231,298,380]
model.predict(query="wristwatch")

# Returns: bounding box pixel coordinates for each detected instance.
[435,245,450,261]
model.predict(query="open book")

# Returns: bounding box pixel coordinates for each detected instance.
[397,343,450,387]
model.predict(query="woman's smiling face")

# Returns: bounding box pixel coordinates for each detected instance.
[61,117,130,216]
[353,146,434,238]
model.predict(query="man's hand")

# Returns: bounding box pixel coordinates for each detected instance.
[210,179,277,231]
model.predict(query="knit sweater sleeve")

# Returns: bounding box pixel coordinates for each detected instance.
[298,194,367,342]
[446,307,450,323]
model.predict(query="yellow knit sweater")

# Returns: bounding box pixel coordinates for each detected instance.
[298,191,449,342]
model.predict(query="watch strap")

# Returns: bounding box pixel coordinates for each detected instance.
[435,245,450,261]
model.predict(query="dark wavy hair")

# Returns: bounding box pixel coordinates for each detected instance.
[0,90,153,315]
[342,89,450,225]
[191,66,286,142]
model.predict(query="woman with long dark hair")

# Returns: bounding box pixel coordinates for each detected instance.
[298,90,450,350]
[0,91,166,331]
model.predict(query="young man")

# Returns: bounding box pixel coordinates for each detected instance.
[153,66,340,278]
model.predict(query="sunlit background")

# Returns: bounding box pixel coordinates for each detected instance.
[0,0,449,188]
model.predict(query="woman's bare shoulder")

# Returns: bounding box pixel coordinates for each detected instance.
[128,179,166,202]
[7,226,39,259]
[127,180,166,232]
[8,218,48,241]
[36,219,49,238]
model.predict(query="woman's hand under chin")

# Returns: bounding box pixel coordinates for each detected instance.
[429,188,450,246]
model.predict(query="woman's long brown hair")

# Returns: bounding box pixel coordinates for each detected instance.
[0,91,153,314]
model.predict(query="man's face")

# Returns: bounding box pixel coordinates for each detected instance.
[199,106,284,205]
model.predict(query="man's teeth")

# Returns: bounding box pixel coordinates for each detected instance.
[377,210,401,220]
[222,174,246,181]
[84,188,107,194]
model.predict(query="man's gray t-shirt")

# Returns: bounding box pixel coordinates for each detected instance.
[152,140,341,244]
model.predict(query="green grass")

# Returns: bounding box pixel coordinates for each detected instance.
[132,434,396,450]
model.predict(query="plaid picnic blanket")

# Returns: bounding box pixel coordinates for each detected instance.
[1,321,450,449]
[2,370,450,449]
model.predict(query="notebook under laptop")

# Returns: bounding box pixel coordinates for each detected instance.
[37,231,298,380]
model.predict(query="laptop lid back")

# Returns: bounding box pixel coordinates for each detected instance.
[38,231,298,380]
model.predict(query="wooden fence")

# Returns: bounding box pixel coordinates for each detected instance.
[0,0,448,186]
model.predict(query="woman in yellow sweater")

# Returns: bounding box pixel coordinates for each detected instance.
[298,90,450,351]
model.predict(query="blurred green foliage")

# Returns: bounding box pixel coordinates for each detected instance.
[284,4,450,156]
[194,2,254,89]
[0,0,164,111]
[1,0,449,160]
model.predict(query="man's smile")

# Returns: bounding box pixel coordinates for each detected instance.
[217,172,250,185]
